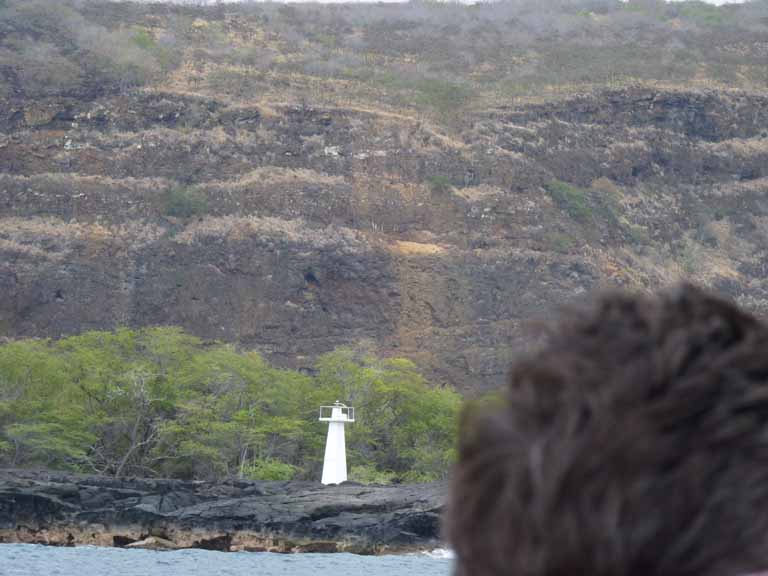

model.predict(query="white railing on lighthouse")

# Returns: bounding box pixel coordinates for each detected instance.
[319,401,355,485]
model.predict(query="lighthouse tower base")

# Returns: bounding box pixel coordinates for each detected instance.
[319,403,354,485]
[321,420,347,485]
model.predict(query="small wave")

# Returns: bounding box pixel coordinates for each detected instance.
[421,548,455,560]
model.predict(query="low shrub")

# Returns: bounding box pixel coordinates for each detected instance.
[545,180,593,222]
[349,464,397,485]
[162,187,208,218]
[242,458,297,481]
[426,175,453,195]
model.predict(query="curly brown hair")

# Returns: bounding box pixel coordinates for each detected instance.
[447,284,768,576]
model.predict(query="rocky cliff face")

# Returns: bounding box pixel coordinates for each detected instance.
[2,86,768,391]
[2,2,768,392]
[0,470,445,553]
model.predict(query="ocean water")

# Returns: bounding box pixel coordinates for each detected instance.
[0,544,454,576]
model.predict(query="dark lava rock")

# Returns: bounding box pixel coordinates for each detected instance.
[0,469,447,554]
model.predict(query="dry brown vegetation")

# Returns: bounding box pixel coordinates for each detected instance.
[207,167,345,189]
[390,240,446,256]
[171,214,367,249]
[2,0,768,393]
[0,217,165,259]
[3,0,768,123]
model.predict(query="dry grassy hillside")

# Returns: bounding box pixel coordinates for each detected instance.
[2,0,768,391]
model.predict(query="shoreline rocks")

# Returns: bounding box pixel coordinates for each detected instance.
[0,469,447,554]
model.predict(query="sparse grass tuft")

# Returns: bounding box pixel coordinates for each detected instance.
[132,28,155,51]
[546,179,628,225]
[674,2,733,27]
[349,463,397,485]
[545,180,593,222]
[412,77,473,117]
[426,175,453,195]
[162,187,208,219]
[548,232,578,254]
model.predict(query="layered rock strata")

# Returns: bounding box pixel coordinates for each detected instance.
[0,470,446,554]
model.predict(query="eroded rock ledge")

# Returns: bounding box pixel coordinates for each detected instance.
[0,470,446,554]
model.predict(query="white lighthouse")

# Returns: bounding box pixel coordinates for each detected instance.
[319,401,355,485]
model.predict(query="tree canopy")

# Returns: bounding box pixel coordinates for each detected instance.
[0,327,460,483]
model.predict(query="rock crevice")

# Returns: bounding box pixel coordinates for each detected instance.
[0,470,446,554]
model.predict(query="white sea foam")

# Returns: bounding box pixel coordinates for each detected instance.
[422,548,456,560]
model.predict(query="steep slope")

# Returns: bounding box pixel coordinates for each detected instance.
[2,0,768,392]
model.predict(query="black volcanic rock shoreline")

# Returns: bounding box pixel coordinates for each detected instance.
[0,470,447,554]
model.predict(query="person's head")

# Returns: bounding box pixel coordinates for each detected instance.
[447,284,768,576]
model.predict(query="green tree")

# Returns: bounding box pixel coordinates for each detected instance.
[53,328,196,476]
[153,346,319,480]
[314,349,460,481]
[0,330,461,482]
[0,339,94,469]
